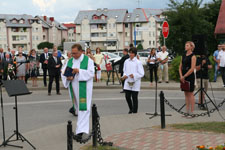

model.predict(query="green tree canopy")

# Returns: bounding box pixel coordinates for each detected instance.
[162,0,221,55]
[37,42,54,49]
[137,43,143,50]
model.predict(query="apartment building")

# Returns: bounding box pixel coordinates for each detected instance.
[0,14,67,52]
[63,23,76,42]
[74,8,164,51]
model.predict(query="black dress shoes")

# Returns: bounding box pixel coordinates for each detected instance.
[69,107,77,116]
[128,111,132,114]
[73,133,83,141]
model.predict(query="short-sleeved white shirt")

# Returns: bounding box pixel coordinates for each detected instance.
[218,50,225,67]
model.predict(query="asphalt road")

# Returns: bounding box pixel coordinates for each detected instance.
[0,89,224,138]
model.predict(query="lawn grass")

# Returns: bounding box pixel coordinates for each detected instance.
[170,122,225,134]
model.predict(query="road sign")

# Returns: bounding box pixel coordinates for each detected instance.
[162,21,169,38]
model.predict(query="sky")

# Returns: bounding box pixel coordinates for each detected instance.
[0,0,213,23]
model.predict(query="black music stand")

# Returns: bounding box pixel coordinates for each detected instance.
[0,80,36,149]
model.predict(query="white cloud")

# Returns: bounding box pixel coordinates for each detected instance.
[32,0,56,13]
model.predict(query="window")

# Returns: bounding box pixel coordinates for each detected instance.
[0,44,2,48]
[32,36,35,41]
[36,28,39,31]
[91,33,99,37]
[126,32,130,37]
[19,20,24,24]
[152,31,155,37]
[91,25,97,29]
[149,41,151,46]
[12,36,19,41]
[149,31,151,37]
[125,23,129,28]
[12,19,17,24]
[153,41,155,46]
[20,35,27,41]
[113,23,116,28]
[125,41,129,46]
[4,44,6,49]
[108,24,111,29]
[101,15,105,20]
[43,35,46,40]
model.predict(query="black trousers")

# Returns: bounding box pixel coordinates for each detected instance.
[43,68,48,86]
[125,90,139,113]
[149,65,157,83]
[48,75,60,93]
[220,67,225,85]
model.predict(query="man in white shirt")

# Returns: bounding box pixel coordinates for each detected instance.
[157,46,169,83]
[218,44,225,87]
[122,47,144,114]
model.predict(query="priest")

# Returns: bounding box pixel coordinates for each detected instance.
[61,43,94,140]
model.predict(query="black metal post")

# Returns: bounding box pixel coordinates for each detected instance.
[92,104,97,147]
[160,91,166,129]
[15,96,19,140]
[67,120,73,150]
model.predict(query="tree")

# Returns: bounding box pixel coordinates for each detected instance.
[137,43,143,50]
[162,0,219,55]
[202,0,222,53]
[57,38,66,51]
[37,42,54,50]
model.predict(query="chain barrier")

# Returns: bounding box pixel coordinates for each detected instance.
[164,98,225,118]
[73,105,113,146]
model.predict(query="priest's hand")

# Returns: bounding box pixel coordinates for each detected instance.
[67,76,74,81]
[72,68,79,74]
[121,75,128,81]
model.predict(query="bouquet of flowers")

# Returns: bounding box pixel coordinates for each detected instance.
[7,64,16,80]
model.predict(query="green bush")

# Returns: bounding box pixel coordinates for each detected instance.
[169,56,181,81]
[169,55,216,82]
[37,42,54,50]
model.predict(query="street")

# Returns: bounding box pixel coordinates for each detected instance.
[0,88,224,139]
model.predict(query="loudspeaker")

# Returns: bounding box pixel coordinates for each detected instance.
[192,35,207,55]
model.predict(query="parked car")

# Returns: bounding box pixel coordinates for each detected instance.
[114,51,124,57]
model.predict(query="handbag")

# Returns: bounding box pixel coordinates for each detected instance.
[105,63,112,71]
[180,80,190,91]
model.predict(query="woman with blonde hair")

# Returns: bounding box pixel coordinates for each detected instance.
[179,41,196,117]
[94,47,103,82]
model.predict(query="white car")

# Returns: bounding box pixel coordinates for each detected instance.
[100,52,121,71]
[137,52,149,66]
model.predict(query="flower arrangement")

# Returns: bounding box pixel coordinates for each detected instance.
[196,144,225,150]
[8,64,15,73]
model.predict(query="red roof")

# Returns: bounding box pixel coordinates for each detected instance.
[215,0,225,34]
[63,23,76,28]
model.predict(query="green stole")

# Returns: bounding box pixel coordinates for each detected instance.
[67,55,89,111]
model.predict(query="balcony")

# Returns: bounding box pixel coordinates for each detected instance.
[91,37,107,42]
[91,28,107,33]
[107,46,117,50]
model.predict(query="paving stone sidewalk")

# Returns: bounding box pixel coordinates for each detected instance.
[105,128,225,150]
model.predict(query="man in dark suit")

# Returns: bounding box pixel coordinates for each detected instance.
[113,48,129,93]
[47,51,62,95]
[40,47,51,87]
[1,53,13,80]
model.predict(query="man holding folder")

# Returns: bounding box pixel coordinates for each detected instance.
[61,44,94,140]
